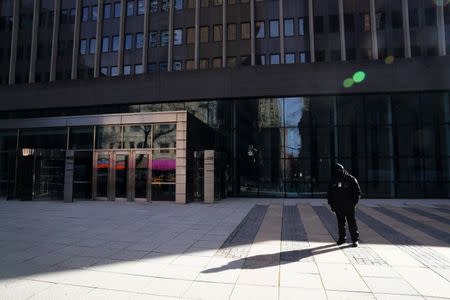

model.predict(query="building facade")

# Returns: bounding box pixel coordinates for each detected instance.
[0,0,450,200]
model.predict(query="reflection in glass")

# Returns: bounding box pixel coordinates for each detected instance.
[258,98,283,128]
[285,127,310,158]
[152,184,175,201]
[73,151,92,199]
[153,124,176,148]
[0,130,17,151]
[96,154,109,198]
[284,97,308,127]
[95,126,122,149]
[152,150,175,183]
[135,154,148,199]
[123,125,152,149]
[19,128,67,149]
[69,127,94,149]
[115,154,128,198]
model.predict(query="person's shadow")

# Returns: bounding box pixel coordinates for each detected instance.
[202,243,351,273]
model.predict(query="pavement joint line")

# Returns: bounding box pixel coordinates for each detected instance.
[406,206,450,227]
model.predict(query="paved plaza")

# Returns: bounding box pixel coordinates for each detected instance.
[0,199,449,300]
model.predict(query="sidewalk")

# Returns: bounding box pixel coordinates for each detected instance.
[0,199,449,299]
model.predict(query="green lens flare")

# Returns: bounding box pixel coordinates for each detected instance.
[343,78,354,88]
[353,71,366,83]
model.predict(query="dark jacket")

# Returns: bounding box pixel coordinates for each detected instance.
[327,166,361,213]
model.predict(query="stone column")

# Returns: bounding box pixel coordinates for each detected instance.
[29,0,40,83]
[71,0,82,80]
[437,3,446,56]
[9,0,20,85]
[250,0,255,65]
[142,0,150,73]
[168,0,174,71]
[308,0,315,62]
[279,0,284,64]
[338,0,346,61]
[222,0,227,68]
[204,150,215,204]
[402,0,411,58]
[369,0,378,60]
[94,0,104,78]
[118,0,126,75]
[194,0,200,69]
[50,0,61,82]
[175,112,187,204]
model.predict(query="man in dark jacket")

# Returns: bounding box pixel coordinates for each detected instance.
[327,163,362,247]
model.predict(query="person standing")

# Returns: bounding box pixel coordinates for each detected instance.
[327,163,362,247]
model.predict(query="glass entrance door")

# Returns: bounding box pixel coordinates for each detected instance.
[134,152,151,201]
[94,152,110,200]
[113,152,130,200]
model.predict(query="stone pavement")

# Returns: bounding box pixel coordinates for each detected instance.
[0,198,449,300]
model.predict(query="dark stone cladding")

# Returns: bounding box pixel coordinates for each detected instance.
[1,56,450,111]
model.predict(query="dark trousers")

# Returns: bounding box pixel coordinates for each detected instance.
[336,210,359,242]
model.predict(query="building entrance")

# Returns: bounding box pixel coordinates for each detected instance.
[93,151,152,202]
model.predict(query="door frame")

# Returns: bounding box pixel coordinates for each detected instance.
[93,151,111,201]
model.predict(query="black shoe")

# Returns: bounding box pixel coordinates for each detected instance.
[352,241,359,247]
[337,239,346,246]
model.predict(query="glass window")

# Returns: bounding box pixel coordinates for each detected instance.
[174,29,183,45]
[285,53,295,64]
[269,20,279,37]
[151,0,158,13]
[82,6,89,22]
[328,15,338,33]
[344,14,354,32]
[227,56,237,67]
[89,38,96,54]
[138,0,145,15]
[200,58,209,69]
[161,0,168,12]
[114,2,121,18]
[392,11,402,29]
[19,128,67,149]
[124,65,131,75]
[186,60,195,70]
[212,57,222,68]
[409,8,419,27]
[173,61,182,71]
[200,26,209,43]
[241,22,250,39]
[152,150,176,184]
[161,31,169,46]
[111,66,119,76]
[299,52,306,63]
[256,54,266,65]
[79,39,87,55]
[100,67,108,76]
[123,125,152,148]
[270,54,280,65]
[136,32,143,48]
[298,17,305,36]
[314,16,324,33]
[256,21,265,38]
[153,124,176,148]
[187,27,195,44]
[159,62,168,71]
[0,130,17,151]
[104,4,111,19]
[175,0,183,10]
[200,0,208,7]
[112,35,119,51]
[127,0,134,16]
[102,36,109,52]
[284,19,294,37]
[95,126,121,149]
[214,0,223,5]
[425,7,436,26]
[125,34,133,49]
[213,24,222,41]
[69,127,94,149]
[92,5,98,21]
[187,0,195,8]
[135,64,143,74]
[150,31,157,47]
[224,24,235,41]
[310,96,334,126]
[147,63,156,73]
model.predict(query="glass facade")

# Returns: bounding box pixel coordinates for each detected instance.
[1,92,449,199]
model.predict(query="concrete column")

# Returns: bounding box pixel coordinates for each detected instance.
[168,0,174,71]
[118,0,126,75]
[29,0,40,83]
[222,0,227,68]
[402,0,411,58]
[50,0,61,82]
[279,0,284,64]
[194,0,200,69]
[204,150,215,204]
[142,0,150,73]
[444,96,450,198]
[250,0,255,65]
[71,0,82,80]
[338,0,346,61]
[437,3,446,56]
[175,112,187,204]
[307,0,315,62]
[369,0,378,60]
[9,0,20,85]
[94,0,104,78]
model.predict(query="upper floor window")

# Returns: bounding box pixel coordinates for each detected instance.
[214,0,223,5]
[112,35,120,51]
[136,33,144,48]
[161,30,169,46]
[82,7,89,22]
[285,53,295,64]
[344,14,354,32]
[425,7,436,26]
[392,11,402,29]
[162,0,169,12]
[187,27,195,44]
[135,64,144,74]
[124,65,132,75]
[213,24,222,41]
[125,34,133,49]
[227,23,236,40]
[270,54,280,65]
[256,21,265,38]
[200,26,209,43]
[102,36,110,52]
[151,0,158,13]
[409,8,419,27]
[92,6,98,21]
[127,1,135,16]
[104,4,112,19]
[269,20,279,37]
[114,2,121,18]
[298,18,305,35]
[175,0,183,10]
[174,29,183,45]
[150,31,158,47]
[241,22,250,39]
[89,38,96,54]
[79,39,87,54]
[187,0,195,8]
[328,15,338,33]
[284,19,294,36]
[314,16,324,33]
[138,0,145,15]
